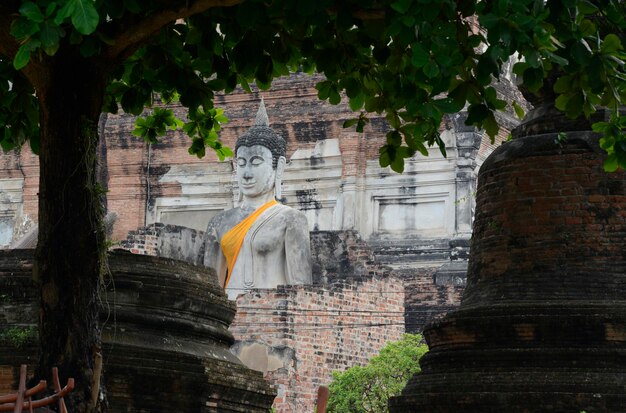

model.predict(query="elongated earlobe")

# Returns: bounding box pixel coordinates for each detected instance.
[275,156,286,200]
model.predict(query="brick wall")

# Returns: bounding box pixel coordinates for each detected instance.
[119,227,409,412]
[401,267,463,332]
[231,277,405,413]
[465,131,626,306]
[101,73,390,241]
[119,224,159,256]
[119,222,205,265]
[122,224,464,412]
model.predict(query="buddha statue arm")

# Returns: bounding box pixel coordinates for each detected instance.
[284,212,313,285]
[203,219,228,288]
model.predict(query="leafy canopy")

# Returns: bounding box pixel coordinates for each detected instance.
[327,333,428,413]
[1,0,625,171]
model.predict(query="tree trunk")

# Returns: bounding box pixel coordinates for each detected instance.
[34,50,108,412]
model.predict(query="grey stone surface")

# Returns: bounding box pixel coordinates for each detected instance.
[0,249,276,412]
[156,224,206,265]
[434,261,468,286]
[231,341,295,374]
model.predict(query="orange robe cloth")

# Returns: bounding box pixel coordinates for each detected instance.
[220,199,278,288]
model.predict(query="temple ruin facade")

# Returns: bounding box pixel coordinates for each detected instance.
[0,72,524,411]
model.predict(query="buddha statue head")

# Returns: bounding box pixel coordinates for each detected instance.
[235,100,287,201]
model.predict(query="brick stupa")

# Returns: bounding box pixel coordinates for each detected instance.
[390,96,626,411]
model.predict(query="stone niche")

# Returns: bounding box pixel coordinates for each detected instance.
[0,249,275,412]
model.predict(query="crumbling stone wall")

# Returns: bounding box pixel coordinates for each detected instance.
[400,267,464,332]
[120,222,205,265]
[230,277,405,413]
[309,230,393,283]
[0,250,276,412]
[119,226,466,411]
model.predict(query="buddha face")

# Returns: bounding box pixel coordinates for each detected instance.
[236,145,276,198]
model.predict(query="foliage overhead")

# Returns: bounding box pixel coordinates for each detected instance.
[326,333,428,413]
[1,0,625,172]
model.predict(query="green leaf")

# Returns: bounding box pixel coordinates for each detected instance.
[343,118,359,128]
[341,78,361,99]
[483,112,499,139]
[206,78,226,91]
[390,155,405,173]
[601,34,622,54]
[71,0,99,35]
[379,145,392,167]
[545,51,568,67]
[579,19,596,37]
[578,1,599,14]
[55,0,77,24]
[13,39,41,70]
[410,138,429,156]
[216,146,233,161]
[45,3,57,17]
[423,60,440,78]
[570,42,591,65]
[121,88,147,115]
[349,94,364,111]
[554,93,570,112]
[411,43,429,68]
[386,112,401,130]
[315,80,332,100]
[356,116,369,133]
[604,153,619,172]
[10,18,40,40]
[255,54,274,86]
[391,0,413,14]
[512,61,528,77]
[553,75,572,94]
[29,133,40,155]
[19,2,44,23]
[592,121,610,134]
[183,121,197,136]
[522,67,544,93]
[387,130,402,146]
[188,138,206,158]
[40,20,62,56]
[239,76,252,93]
[365,96,384,113]
[512,101,525,120]
[0,136,17,152]
[564,93,584,118]
[465,103,489,125]
[398,146,416,159]
[329,88,341,105]
[435,134,447,157]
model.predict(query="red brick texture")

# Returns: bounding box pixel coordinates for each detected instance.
[390,126,626,411]
[231,277,405,413]
[465,135,626,305]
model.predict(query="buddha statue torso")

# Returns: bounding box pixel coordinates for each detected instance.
[203,101,312,299]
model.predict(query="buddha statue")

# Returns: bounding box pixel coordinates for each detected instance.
[203,100,313,300]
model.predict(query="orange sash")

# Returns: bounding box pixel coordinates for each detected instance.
[220,199,278,288]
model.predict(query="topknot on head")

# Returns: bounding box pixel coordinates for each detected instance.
[255,98,270,127]
[235,98,286,169]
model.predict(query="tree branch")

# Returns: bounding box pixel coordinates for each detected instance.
[0,5,20,60]
[0,5,49,89]
[105,0,244,61]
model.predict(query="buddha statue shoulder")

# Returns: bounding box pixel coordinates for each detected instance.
[203,100,313,299]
